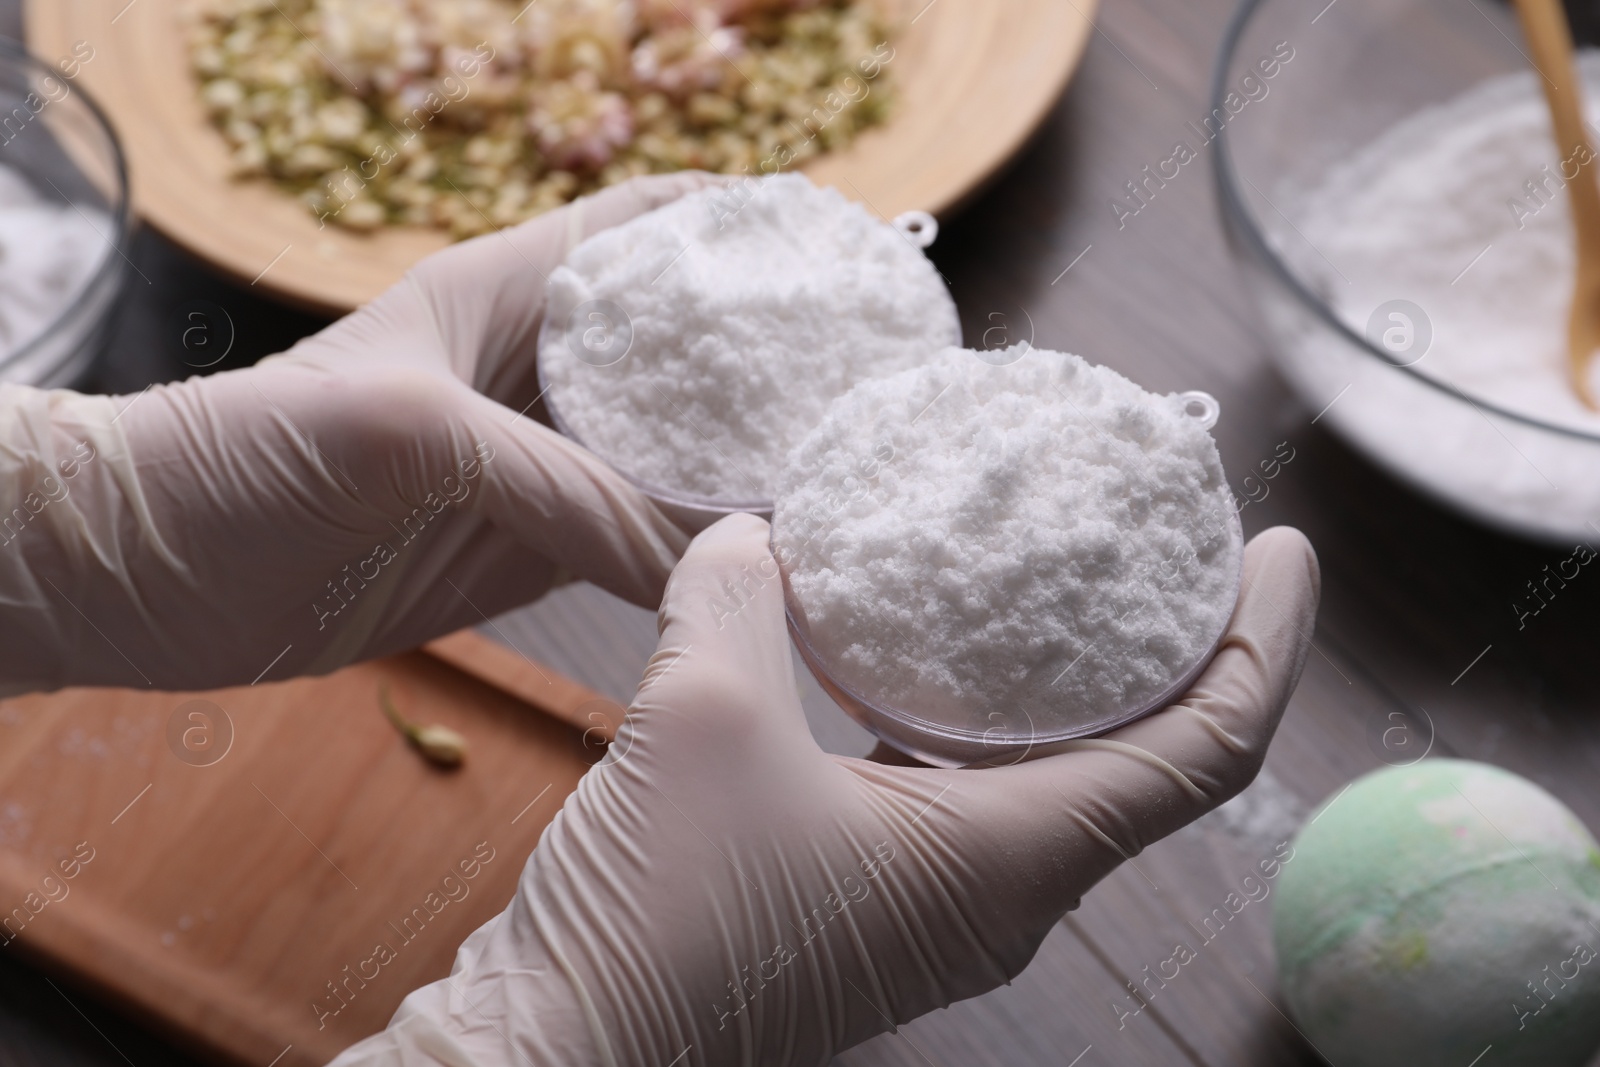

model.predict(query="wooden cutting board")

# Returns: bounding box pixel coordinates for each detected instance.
[0,630,627,1067]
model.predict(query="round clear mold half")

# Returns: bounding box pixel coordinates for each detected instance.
[779,389,1241,767]
[536,210,951,534]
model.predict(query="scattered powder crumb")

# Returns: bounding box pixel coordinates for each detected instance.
[773,345,1241,738]
[0,164,110,360]
[1186,764,1309,857]
[0,801,31,847]
[539,173,959,500]
[57,727,111,760]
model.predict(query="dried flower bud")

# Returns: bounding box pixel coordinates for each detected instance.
[410,723,469,767]
[379,685,468,768]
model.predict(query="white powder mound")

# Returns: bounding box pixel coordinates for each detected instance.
[1267,54,1600,540]
[773,345,1242,738]
[0,164,110,360]
[1289,54,1600,433]
[539,173,959,500]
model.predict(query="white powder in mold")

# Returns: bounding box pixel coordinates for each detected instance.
[1271,57,1600,539]
[773,345,1241,737]
[539,173,959,501]
[0,164,110,361]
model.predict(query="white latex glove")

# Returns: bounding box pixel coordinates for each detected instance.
[329,513,1320,1067]
[0,173,724,694]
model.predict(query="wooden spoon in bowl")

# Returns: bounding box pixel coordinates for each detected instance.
[1514,0,1600,409]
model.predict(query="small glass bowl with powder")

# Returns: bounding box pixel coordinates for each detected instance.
[536,173,959,532]
[1216,0,1600,543]
[772,345,1244,767]
[0,41,129,386]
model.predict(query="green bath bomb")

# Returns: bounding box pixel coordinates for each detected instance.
[1273,760,1600,1067]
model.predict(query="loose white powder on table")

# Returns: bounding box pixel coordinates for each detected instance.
[773,345,1241,739]
[0,164,110,361]
[539,174,959,501]
[1273,56,1600,539]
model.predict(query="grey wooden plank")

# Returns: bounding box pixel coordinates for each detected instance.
[835,923,1203,1067]
[1051,651,1369,1067]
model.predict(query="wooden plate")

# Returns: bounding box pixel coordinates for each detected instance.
[26,0,1095,314]
[0,630,621,1067]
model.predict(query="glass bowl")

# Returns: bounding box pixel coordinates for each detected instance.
[778,390,1244,768]
[536,210,956,534]
[1213,0,1600,544]
[0,39,129,386]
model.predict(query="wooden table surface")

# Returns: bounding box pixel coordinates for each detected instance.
[6,0,1600,1064]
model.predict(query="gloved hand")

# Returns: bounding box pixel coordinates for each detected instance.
[0,172,723,695]
[328,514,1320,1067]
